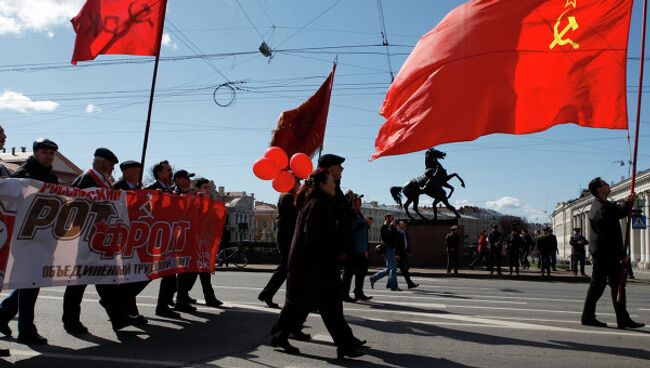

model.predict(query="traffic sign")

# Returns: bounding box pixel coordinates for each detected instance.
[632,216,647,230]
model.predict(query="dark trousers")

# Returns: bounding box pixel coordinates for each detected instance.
[446,249,458,274]
[582,259,630,323]
[540,252,552,275]
[62,285,86,325]
[551,252,557,270]
[520,249,530,269]
[120,281,150,316]
[0,288,39,336]
[508,248,520,273]
[342,253,369,297]
[397,256,417,287]
[259,253,288,301]
[63,284,125,325]
[488,248,502,274]
[157,275,177,309]
[177,272,217,303]
[272,302,355,348]
[571,252,586,275]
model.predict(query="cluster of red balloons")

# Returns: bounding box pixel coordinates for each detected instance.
[253,146,313,192]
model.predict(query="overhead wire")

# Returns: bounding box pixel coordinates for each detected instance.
[376,0,395,82]
[274,0,342,49]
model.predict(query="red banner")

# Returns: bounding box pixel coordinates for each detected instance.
[0,179,225,289]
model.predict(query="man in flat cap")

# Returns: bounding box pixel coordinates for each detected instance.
[113,160,148,325]
[570,228,588,277]
[62,147,130,334]
[316,153,366,347]
[0,138,59,345]
[114,160,142,190]
[173,169,199,312]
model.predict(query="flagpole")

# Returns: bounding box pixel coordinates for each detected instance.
[619,0,647,302]
[138,0,168,187]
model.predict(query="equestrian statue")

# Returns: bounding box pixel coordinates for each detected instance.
[390,148,466,221]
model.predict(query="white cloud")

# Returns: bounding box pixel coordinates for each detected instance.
[0,0,84,35]
[455,199,473,207]
[485,196,549,222]
[485,196,522,211]
[85,103,100,113]
[161,32,178,50]
[0,90,59,113]
[46,30,54,38]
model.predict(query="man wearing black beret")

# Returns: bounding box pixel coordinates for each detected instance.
[62,147,131,334]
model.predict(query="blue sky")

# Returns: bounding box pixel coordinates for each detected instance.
[1,0,649,223]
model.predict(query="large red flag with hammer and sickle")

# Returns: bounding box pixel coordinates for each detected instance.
[71,0,167,64]
[372,0,633,160]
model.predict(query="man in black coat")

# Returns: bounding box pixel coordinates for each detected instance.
[114,160,149,326]
[487,225,503,275]
[505,229,522,276]
[145,160,181,319]
[581,177,644,329]
[570,228,588,276]
[0,138,59,345]
[258,179,300,309]
[62,148,131,334]
[445,226,461,274]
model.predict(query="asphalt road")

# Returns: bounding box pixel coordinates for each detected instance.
[0,271,649,367]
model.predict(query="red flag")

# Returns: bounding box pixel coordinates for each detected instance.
[372,0,632,160]
[271,65,336,158]
[71,0,167,64]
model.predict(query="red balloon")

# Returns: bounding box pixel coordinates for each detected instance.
[272,170,295,193]
[264,146,289,170]
[290,153,313,179]
[253,158,280,180]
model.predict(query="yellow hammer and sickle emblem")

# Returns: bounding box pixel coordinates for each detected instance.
[549,9,580,50]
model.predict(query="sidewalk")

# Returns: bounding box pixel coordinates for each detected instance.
[215,264,650,284]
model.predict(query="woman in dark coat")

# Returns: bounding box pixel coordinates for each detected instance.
[270,168,364,359]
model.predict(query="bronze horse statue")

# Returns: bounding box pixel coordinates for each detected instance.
[390,148,465,220]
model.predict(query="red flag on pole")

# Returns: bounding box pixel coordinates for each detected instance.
[71,0,167,64]
[372,0,633,160]
[271,64,336,158]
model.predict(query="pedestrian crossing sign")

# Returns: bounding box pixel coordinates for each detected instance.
[632,216,646,230]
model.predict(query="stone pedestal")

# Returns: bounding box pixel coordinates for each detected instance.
[368,219,462,268]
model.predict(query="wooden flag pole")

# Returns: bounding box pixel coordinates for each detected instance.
[138,0,168,187]
[619,0,647,303]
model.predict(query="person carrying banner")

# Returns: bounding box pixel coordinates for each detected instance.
[0,138,59,345]
[62,148,131,334]
[176,178,224,309]
[146,160,181,319]
[114,160,149,326]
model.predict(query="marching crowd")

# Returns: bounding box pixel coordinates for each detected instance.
[0,125,646,360]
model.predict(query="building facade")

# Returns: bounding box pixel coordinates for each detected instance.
[215,186,256,244]
[254,201,278,243]
[552,169,650,269]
